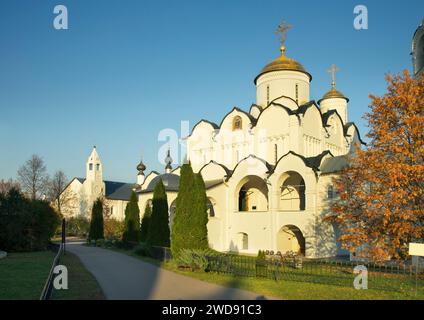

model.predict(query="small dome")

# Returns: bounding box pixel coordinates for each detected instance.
[137,161,146,172]
[318,88,349,104]
[254,46,312,84]
[145,173,179,192]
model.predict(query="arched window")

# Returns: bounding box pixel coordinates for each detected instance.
[232,116,242,130]
[207,199,215,217]
[238,232,248,250]
[327,185,335,199]
[96,164,100,171]
[89,163,93,170]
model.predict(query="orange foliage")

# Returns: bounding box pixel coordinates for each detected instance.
[327,70,424,261]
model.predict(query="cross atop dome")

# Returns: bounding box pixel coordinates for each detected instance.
[276,18,292,51]
[327,64,340,90]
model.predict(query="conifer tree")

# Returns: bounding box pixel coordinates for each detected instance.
[171,163,209,256]
[171,163,195,255]
[146,179,170,247]
[140,203,152,242]
[89,198,104,240]
[192,173,209,249]
[122,191,141,243]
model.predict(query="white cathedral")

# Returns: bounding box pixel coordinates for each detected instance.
[62,23,371,259]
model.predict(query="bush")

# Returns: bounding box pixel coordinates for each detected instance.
[133,242,152,257]
[115,240,136,250]
[104,217,124,240]
[175,249,209,271]
[0,188,61,252]
[66,216,90,237]
[95,239,105,247]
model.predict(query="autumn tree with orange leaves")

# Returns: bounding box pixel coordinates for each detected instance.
[327,70,424,261]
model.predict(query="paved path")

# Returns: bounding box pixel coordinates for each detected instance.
[66,242,271,300]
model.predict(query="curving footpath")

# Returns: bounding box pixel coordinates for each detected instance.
[66,242,271,300]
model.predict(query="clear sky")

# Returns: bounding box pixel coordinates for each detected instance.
[0,0,423,183]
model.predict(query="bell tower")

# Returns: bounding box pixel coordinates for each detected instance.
[85,146,104,198]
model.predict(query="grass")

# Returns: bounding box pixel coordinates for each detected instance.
[52,251,105,300]
[0,251,55,300]
[105,246,424,300]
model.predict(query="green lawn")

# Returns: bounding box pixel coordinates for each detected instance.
[52,251,104,300]
[166,265,423,300]
[0,251,55,300]
[106,246,424,300]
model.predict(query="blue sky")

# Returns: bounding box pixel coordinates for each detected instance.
[0,0,422,182]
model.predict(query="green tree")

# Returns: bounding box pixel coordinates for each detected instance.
[140,203,152,242]
[192,173,209,248]
[171,163,209,256]
[122,191,141,243]
[88,198,104,241]
[146,179,170,247]
[0,188,60,252]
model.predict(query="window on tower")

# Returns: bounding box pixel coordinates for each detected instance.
[327,185,335,199]
[295,84,299,104]
[96,164,100,171]
[89,163,93,170]
[274,144,278,164]
[267,85,270,105]
[233,116,242,130]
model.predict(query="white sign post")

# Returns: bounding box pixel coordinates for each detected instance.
[409,243,424,296]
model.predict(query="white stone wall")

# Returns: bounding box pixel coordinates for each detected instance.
[256,71,310,107]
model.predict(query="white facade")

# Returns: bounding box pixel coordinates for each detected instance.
[137,43,363,259]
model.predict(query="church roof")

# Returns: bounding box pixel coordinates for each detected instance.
[141,173,180,193]
[318,87,349,104]
[138,173,224,194]
[254,46,312,84]
[106,181,136,201]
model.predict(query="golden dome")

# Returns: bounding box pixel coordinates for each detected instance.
[318,87,349,104]
[254,46,312,84]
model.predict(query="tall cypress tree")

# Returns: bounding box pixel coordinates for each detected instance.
[171,162,209,256]
[192,173,209,249]
[146,179,170,247]
[171,163,195,255]
[89,198,104,240]
[122,191,141,243]
[140,203,152,242]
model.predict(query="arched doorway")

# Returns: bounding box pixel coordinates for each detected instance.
[279,171,305,211]
[236,175,268,212]
[169,199,177,230]
[277,225,305,255]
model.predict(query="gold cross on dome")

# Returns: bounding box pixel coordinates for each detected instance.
[327,64,340,89]
[276,18,292,46]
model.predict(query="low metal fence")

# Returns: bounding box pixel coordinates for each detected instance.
[205,254,423,294]
[40,218,66,300]
[39,243,64,300]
